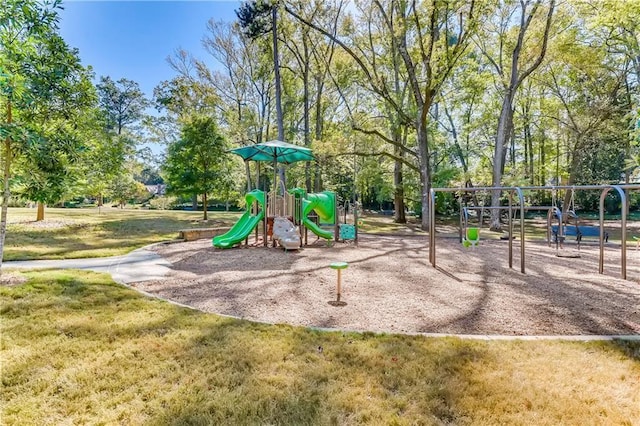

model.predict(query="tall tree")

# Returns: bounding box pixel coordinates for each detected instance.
[0,0,94,269]
[198,21,274,189]
[94,76,148,205]
[478,0,555,230]
[544,20,629,206]
[287,0,485,229]
[580,0,640,181]
[18,33,97,220]
[237,0,287,192]
[278,1,341,192]
[96,76,148,136]
[163,116,232,220]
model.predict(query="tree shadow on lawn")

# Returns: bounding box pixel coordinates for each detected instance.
[611,339,640,362]
[4,229,166,261]
[147,320,492,425]
[1,270,145,318]
[5,215,223,260]
[147,319,640,425]
[3,271,488,424]
[4,270,639,424]
[96,216,232,236]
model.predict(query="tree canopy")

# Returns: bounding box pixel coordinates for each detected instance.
[2,0,639,247]
[163,115,233,220]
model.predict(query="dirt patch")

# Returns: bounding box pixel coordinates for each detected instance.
[0,272,28,287]
[132,234,640,336]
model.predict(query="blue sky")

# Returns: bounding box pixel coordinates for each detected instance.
[58,1,241,98]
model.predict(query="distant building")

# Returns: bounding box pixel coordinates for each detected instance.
[145,184,166,195]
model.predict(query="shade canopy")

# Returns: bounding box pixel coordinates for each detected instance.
[230,140,314,164]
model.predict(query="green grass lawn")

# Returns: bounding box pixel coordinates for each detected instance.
[3,207,241,260]
[1,271,638,425]
[2,207,639,424]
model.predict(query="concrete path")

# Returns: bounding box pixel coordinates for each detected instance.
[4,247,171,284]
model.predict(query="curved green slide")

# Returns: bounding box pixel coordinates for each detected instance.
[213,190,265,249]
[301,191,335,240]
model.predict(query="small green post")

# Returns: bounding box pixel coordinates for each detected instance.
[329,262,348,306]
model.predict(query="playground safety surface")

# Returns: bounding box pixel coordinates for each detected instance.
[131,234,640,337]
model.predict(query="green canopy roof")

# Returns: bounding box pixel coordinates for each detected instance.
[230,140,314,164]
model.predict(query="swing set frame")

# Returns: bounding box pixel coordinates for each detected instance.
[429,184,637,280]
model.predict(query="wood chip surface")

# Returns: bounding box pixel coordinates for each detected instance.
[132,234,640,336]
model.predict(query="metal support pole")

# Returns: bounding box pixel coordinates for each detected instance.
[599,186,627,279]
[459,199,464,243]
[429,189,436,267]
[508,192,513,269]
[599,188,607,275]
[516,188,526,274]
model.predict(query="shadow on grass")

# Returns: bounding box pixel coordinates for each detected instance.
[147,322,490,425]
[4,210,242,261]
[2,270,639,424]
[610,339,640,362]
[2,270,488,423]
[5,219,198,261]
[0,271,143,321]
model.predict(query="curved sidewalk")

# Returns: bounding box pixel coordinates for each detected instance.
[4,247,172,284]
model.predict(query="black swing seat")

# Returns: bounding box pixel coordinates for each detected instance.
[551,225,609,243]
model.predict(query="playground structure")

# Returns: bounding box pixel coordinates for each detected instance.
[213,187,359,249]
[429,184,640,280]
[214,140,358,250]
[212,189,266,249]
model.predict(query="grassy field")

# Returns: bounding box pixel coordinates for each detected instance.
[1,270,638,425]
[3,207,240,260]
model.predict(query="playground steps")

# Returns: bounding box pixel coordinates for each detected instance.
[180,227,231,241]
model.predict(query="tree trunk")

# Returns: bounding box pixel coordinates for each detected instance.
[0,101,13,273]
[302,34,312,193]
[36,202,45,221]
[313,75,324,194]
[524,107,534,185]
[393,126,406,223]
[417,120,430,231]
[509,126,516,167]
[192,194,198,211]
[245,161,253,192]
[314,162,322,193]
[540,131,546,186]
[489,0,555,230]
[490,91,515,231]
[203,192,208,221]
[272,6,286,194]
[393,157,406,224]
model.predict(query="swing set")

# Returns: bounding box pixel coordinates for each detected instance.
[459,192,517,248]
[547,187,608,253]
[429,184,633,280]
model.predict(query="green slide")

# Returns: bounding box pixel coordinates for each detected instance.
[301,191,335,240]
[213,190,265,249]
